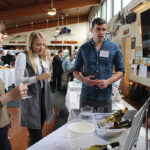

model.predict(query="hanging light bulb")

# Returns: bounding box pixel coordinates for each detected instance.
[48,0,56,16]
[16,25,19,33]
[46,19,49,28]
[76,8,80,46]
[30,22,34,31]
[3,32,8,38]
[77,8,80,25]
[55,14,61,32]
[56,27,61,32]
[65,13,68,51]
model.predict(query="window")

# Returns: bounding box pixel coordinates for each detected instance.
[101,0,107,20]
[97,8,101,17]
[95,10,98,18]
[122,0,131,8]
[89,20,92,29]
[107,0,111,22]
[113,0,121,16]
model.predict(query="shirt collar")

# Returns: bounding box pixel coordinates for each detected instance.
[89,38,106,46]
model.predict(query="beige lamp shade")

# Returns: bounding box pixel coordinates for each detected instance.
[47,8,56,15]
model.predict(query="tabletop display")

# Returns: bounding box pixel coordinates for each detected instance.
[26,81,150,150]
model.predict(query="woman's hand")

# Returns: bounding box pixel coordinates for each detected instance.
[36,73,51,81]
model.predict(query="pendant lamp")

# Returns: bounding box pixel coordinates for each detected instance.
[48,0,56,16]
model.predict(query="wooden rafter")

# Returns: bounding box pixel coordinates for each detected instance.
[7,16,88,34]
[0,0,99,20]
[0,0,11,9]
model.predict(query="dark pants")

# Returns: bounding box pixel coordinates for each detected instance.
[80,97,112,113]
[27,87,46,146]
[52,72,62,91]
[0,125,12,150]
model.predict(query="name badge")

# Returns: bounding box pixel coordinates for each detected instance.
[100,50,109,58]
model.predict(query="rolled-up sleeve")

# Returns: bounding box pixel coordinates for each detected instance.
[73,47,84,72]
[114,45,125,74]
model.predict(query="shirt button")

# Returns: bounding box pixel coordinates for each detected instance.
[96,87,98,90]
[97,62,98,65]
[96,70,98,72]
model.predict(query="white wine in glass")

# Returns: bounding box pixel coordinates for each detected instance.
[16,69,32,99]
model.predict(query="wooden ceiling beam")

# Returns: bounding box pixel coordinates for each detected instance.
[6,16,88,34]
[0,0,99,20]
[0,0,11,9]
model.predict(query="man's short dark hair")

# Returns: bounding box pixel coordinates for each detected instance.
[58,49,63,54]
[92,18,107,29]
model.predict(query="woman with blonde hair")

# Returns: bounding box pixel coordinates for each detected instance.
[15,31,53,146]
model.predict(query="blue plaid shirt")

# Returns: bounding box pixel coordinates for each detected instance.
[74,39,124,101]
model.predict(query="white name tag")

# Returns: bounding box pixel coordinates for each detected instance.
[100,50,109,58]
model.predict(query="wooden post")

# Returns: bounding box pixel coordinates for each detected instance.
[121,36,131,96]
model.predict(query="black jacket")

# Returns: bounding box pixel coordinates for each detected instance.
[1,54,15,65]
[52,55,63,73]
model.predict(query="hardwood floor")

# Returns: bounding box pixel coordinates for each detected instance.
[7,108,57,150]
[122,96,143,110]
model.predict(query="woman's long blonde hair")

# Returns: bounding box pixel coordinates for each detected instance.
[26,31,49,74]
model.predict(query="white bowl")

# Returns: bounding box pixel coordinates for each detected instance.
[68,121,95,138]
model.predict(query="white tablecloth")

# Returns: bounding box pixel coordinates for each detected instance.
[65,82,82,112]
[26,123,109,150]
[0,68,15,90]
[26,114,150,150]
[65,82,136,112]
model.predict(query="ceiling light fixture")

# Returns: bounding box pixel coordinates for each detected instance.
[56,14,61,32]
[56,27,61,32]
[16,25,19,33]
[48,0,56,16]
[3,33,8,38]
[46,19,49,28]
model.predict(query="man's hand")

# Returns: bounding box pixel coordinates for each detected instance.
[96,80,109,89]
[83,75,97,87]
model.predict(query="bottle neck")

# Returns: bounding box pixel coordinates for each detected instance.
[122,107,128,113]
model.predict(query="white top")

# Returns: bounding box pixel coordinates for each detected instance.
[15,53,48,87]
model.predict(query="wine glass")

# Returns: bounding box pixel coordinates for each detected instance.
[16,69,32,99]
[43,66,52,82]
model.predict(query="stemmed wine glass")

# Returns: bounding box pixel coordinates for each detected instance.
[44,66,52,82]
[16,69,32,99]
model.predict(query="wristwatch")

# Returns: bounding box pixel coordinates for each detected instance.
[0,101,3,108]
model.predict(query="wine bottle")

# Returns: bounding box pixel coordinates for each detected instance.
[97,107,128,127]
[111,107,128,122]
[85,141,120,150]
[110,119,132,129]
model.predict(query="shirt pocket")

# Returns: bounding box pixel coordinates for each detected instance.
[86,56,96,73]
[99,57,111,74]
